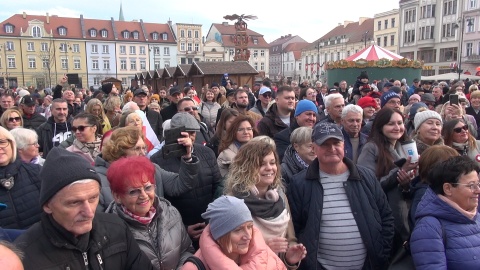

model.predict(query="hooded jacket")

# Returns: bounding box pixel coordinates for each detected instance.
[22,112,47,130]
[182,225,286,270]
[36,116,72,158]
[257,103,295,138]
[410,188,480,270]
[106,196,194,270]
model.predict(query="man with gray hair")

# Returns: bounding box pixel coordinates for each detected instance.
[14,147,154,269]
[341,104,368,164]
[318,93,345,125]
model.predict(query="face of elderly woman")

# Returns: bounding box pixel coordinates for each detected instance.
[124,137,147,157]
[417,118,442,144]
[447,170,480,212]
[0,137,12,166]
[6,112,21,130]
[19,139,39,162]
[294,141,316,165]
[224,221,253,256]
[114,180,155,217]
[126,113,143,131]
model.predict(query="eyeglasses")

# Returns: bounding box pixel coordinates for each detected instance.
[182,106,198,112]
[72,125,93,132]
[27,142,39,147]
[261,93,272,98]
[129,145,147,154]
[307,92,317,96]
[451,182,480,192]
[8,117,21,123]
[126,184,155,197]
[453,125,469,133]
[0,139,11,149]
[237,127,253,133]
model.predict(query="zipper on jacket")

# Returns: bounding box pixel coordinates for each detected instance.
[96,254,104,270]
[82,252,88,270]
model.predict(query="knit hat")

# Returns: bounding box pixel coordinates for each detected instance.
[201,196,253,240]
[101,83,113,95]
[359,71,369,80]
[357,96,377,109]
[409,94,421,102]
[414,110,442,132]
[170,112,200,131]
[39,147,101,206]
[294,100,318,117]
[409,102,428,120]
[380,91,400,107]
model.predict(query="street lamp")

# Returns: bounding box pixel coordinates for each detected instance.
[454,16,474,81]
[315,41,323,80]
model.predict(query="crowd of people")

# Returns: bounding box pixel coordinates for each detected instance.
[0,71,479,270]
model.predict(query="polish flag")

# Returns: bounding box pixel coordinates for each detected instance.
[135,110,160,152]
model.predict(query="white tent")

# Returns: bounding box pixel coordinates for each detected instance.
[421,72,480,81]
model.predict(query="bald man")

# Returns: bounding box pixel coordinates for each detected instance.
[0,241,24,270]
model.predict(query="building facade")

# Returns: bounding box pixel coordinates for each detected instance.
[374,9,400,54]
[173,23,203,64]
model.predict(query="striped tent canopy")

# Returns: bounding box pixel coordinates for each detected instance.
[345,44,403,61]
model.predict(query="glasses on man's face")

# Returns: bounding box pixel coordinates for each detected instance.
[0,139,11,149]
[453,125,469,133]
[237,127,253,133]
[451,182,480,192]
[8,117,21,123]
[126,184,155,197]
[72,125,93,132]
[262,93,272,98]
[182,106,198,112]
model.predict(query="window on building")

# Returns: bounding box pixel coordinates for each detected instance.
[152,33,158,40]
[377,37,381,46]
[120,59,127,70]
[467,42,473,56]
[130,46,136,54]
[130,59,136,70]
[139,46,145,55]
[103,59,110,69]
[92,59,99,69]
[6,41,14,51]
[74,59,80,69]
[188,31,192,38]
[180,30,185,38]
[391,35,395,46]
[377,21,381,30]
[164,47,169,55]
[384,36,388,47]
[5,25,13,33]
[384,19,388,29]
[444,0,458,15]
[121,77,128,85]
[59,27,66,36]
[418,49,436,62]
[470,0,477,8]
[41,42,48,52]
[187,43,192,51]
[27,42,34,51]
[102,45,109,54]
[152,46,159,55]
[32,26,42,37]
[28,57,36,68]
[254,62,258,70]
[194,44,199,51]
[123,31,129,39]
[94,77,101,86]
[101,30,108,38]
[90,29,96,37]
[61,58,68,69]
[419,26,435,40]
[181,43,185,51]
[253,39,258,45]
[7,56,15,68]
[162,33,167,40]
[164,61,170,68]
[42,57,49,68]
[133,31,139,39]
[120,46,126,54]
[73,44,80,53]
[467,18,476,32]
[420,4,436,19]
[253,50,258,57]
[195,31,199,38]
[261,50,265,56]
[91,44,98,53]
[442,23,456,37]
[405,9,417,23]
[391,18,396,28]
[140,60,146,70]
[404,30,416,43]
[154,61,160,69]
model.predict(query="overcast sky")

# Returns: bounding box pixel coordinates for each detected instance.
[0,0,400,43]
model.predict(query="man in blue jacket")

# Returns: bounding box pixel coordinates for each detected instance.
[288,122,394,270]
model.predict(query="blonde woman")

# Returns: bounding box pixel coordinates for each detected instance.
[85,98,111,134]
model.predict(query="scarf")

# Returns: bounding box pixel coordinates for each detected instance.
[234,188,284,219]
[294,151,310,168]
[120,204,157,225]
[452,141,469,156]
[439,194,477,220]
[73,136,102,159]
[253,209,290,242]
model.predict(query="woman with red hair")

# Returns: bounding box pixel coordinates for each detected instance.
[106,156,194,269]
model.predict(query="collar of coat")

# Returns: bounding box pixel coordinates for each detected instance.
[304,157,362,182]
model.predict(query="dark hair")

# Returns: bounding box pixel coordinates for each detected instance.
[218,115,257,154]
[428,156,479,195]
[299,87,314,100]
[214,108,239,139]
[369,107,408,178]
[73,112,102,135]
[442,118,476,149]
[176,97,196,110]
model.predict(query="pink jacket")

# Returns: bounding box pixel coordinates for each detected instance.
[182,225,286,270]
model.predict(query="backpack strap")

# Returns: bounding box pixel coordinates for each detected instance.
[184,256,206,270]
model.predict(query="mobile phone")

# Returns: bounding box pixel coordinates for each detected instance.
[450,94,459,105]
[163,126,187,159]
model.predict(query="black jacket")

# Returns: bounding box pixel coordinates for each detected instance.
[257,103,295,138]
[36,117,73,158]
[15,213,154,270]
[142,107,163,141]
[0,159,42,229]
[160,103,178,121]
[22,112,46,130]
[288,158,395,270]
[150,144,222,226]
[274,120,299,162]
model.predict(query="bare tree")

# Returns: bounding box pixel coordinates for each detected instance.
[38,37,56,88]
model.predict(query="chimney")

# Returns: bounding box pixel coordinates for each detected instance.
[359,17,368,25]
[222,22,229,26]
[46,12,50,24]
[22,12,27,19]
[288,34,292,37]
[344,20,353,27]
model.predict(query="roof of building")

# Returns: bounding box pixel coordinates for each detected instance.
[190,61,258,76]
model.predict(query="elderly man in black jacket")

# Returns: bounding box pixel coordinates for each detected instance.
[14,147,154,270]
[150,112,222,250]
[288,122,394,270]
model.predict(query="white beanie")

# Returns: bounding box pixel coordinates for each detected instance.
[414,110,442,132]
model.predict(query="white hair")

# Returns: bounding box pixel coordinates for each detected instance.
[10,128,38,149]
[341,104,363,119]
[325,93,344,108]
[122,101,140,114]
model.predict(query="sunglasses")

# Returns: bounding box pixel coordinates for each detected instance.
[453,125,468,133]
[8,117,21,122]
[72,125,93,132]
[262,93,272,98]
[182,106,198,112]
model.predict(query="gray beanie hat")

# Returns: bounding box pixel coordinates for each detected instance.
[171,112,200,131]
[414,110,442,132]
[201,196,253,240]
[39,147,101,206]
